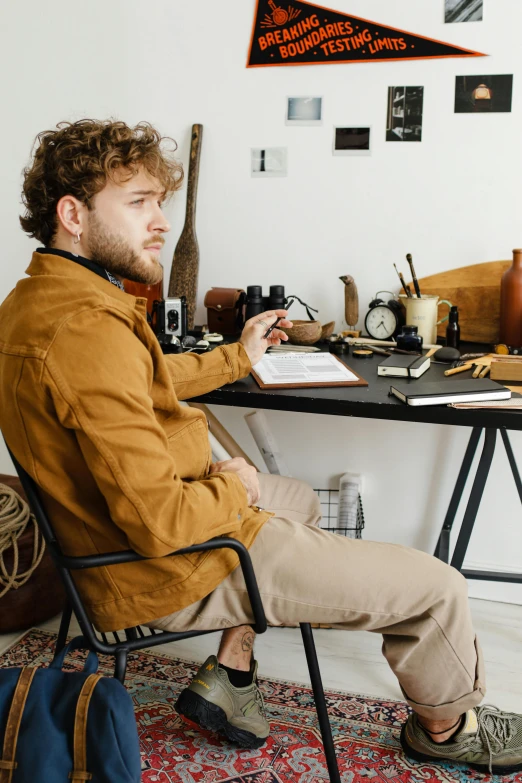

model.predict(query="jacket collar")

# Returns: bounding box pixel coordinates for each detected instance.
[25,251,148,315]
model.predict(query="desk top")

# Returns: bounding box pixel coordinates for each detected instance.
[189,344,522,430]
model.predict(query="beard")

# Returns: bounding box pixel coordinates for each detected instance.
[86,211,163,285]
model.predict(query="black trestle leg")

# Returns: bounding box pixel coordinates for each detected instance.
[300,623,341,783]
[451,427,497,572]
[434,427,482,561]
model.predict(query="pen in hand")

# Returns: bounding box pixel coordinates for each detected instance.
[263,297,295,339]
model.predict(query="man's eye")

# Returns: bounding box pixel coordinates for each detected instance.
[130,199,144,206]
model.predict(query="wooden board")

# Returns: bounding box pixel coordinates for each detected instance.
[406,260,510,344]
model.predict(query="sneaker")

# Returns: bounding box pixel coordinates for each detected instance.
[175,655,270,749]
[401,705,522,775]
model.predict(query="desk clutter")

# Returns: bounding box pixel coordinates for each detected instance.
[126,253,522,408]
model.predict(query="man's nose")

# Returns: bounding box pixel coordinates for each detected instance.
[151,204,170,234]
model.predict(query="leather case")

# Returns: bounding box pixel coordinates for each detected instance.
[204,288,246,335]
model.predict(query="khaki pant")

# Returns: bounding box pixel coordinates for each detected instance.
[150,473,486,720]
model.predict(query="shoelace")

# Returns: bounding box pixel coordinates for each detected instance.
[243,686,266,718]
[472,704,518,773]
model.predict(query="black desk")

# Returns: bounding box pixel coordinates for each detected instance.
[190,345,522,586]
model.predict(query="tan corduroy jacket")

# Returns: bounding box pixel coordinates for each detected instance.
[0,252,271,631]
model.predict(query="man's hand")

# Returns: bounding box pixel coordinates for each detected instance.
[209,457,261,506]
[239,309,293,367]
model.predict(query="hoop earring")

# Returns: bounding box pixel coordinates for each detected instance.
[73,232,81,245]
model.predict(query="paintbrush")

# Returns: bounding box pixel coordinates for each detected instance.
[393,264,413,298]
[406,253,422,298]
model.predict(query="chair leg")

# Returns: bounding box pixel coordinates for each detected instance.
[114,648,128,684]
[53,602,73,660]
[300,623,341,783]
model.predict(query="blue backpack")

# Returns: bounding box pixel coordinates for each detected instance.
[0,636,142,782]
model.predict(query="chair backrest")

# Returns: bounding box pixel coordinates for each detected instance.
[4,443,121,649]
[3,439,267,663]
[6,445,67,562]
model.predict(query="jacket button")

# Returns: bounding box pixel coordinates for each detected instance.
[237,513,241,520]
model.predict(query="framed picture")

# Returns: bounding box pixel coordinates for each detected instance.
[455,75,513,113]
[386,86,424,142]
[251,147,288,177]
[445,0,483,23]
[286,96,323,126]
[333,127,371,156]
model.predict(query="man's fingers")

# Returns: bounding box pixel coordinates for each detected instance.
[268,330,290,342]
[248,309,288,327]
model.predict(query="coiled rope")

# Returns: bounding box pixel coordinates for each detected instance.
[0,483,45,598]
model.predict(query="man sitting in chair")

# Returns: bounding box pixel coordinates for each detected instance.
[0,119,520,777]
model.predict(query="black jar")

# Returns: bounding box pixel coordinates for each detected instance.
[396,325,423,352]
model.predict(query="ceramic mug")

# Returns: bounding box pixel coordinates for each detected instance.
[398,294,452,345]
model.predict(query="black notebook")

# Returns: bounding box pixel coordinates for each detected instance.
[389,378,511,407]
[377,354,430,379]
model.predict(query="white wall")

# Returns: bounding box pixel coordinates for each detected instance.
[1,0,521,602]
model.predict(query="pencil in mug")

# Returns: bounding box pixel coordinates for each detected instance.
[406,253,422,298]
[393,263,413,298]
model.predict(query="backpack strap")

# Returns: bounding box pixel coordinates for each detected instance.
[0,667,37,783]
[68,673,103,782]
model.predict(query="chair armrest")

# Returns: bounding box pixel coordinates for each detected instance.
[61,537,267,634]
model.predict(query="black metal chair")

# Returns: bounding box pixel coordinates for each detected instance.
[7,446,341,783]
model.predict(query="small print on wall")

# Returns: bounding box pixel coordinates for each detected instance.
[286,96,323,126]
[251,147,288,177]
[333,127,371,156]
[386,87,424,142]
[445,0,483,23]
[455,75,513,113]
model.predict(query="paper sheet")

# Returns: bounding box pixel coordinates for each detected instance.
[252,352,359,385]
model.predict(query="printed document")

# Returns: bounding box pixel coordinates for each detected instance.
[252,352,359,385]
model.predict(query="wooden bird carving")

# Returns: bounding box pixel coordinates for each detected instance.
[339,275,359,327]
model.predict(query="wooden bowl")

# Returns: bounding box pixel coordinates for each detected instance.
[320,321,335,340]
[281,319,322,345]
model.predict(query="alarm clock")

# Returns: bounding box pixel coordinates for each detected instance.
[364,291,404,340]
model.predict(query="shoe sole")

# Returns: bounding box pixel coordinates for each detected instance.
[175,689,268,750]
[400,724,522,776]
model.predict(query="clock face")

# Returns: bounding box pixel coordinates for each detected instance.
[365,305,398,340]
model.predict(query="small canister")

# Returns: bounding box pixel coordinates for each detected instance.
[396,325,423,352]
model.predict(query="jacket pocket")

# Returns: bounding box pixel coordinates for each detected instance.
[166,417,211,480]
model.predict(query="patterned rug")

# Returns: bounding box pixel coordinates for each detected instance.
[1,629,519,783]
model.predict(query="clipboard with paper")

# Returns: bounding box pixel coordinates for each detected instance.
[251,352,368,389]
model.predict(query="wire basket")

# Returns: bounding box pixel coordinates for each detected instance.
[314,488,365,539]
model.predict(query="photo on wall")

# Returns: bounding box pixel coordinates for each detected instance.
[445,0,483,23]
[251,147,288,177]
[333,127,371,156]
[286,97,323,126]
[386,87,424,142]
[455,75,513,113]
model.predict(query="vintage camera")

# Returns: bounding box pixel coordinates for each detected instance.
[154,297,188,338]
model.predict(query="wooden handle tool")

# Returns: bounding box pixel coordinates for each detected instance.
[444,362,473,377]
[479,365,491,378]
[472,363,483,378]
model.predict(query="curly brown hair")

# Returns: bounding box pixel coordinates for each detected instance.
[20,119,184,246]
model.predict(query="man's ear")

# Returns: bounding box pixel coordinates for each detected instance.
[56,195,87,240]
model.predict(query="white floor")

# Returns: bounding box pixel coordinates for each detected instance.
[1,597,521,712]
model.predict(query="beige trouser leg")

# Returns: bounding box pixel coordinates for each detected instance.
[150,473,486,720]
